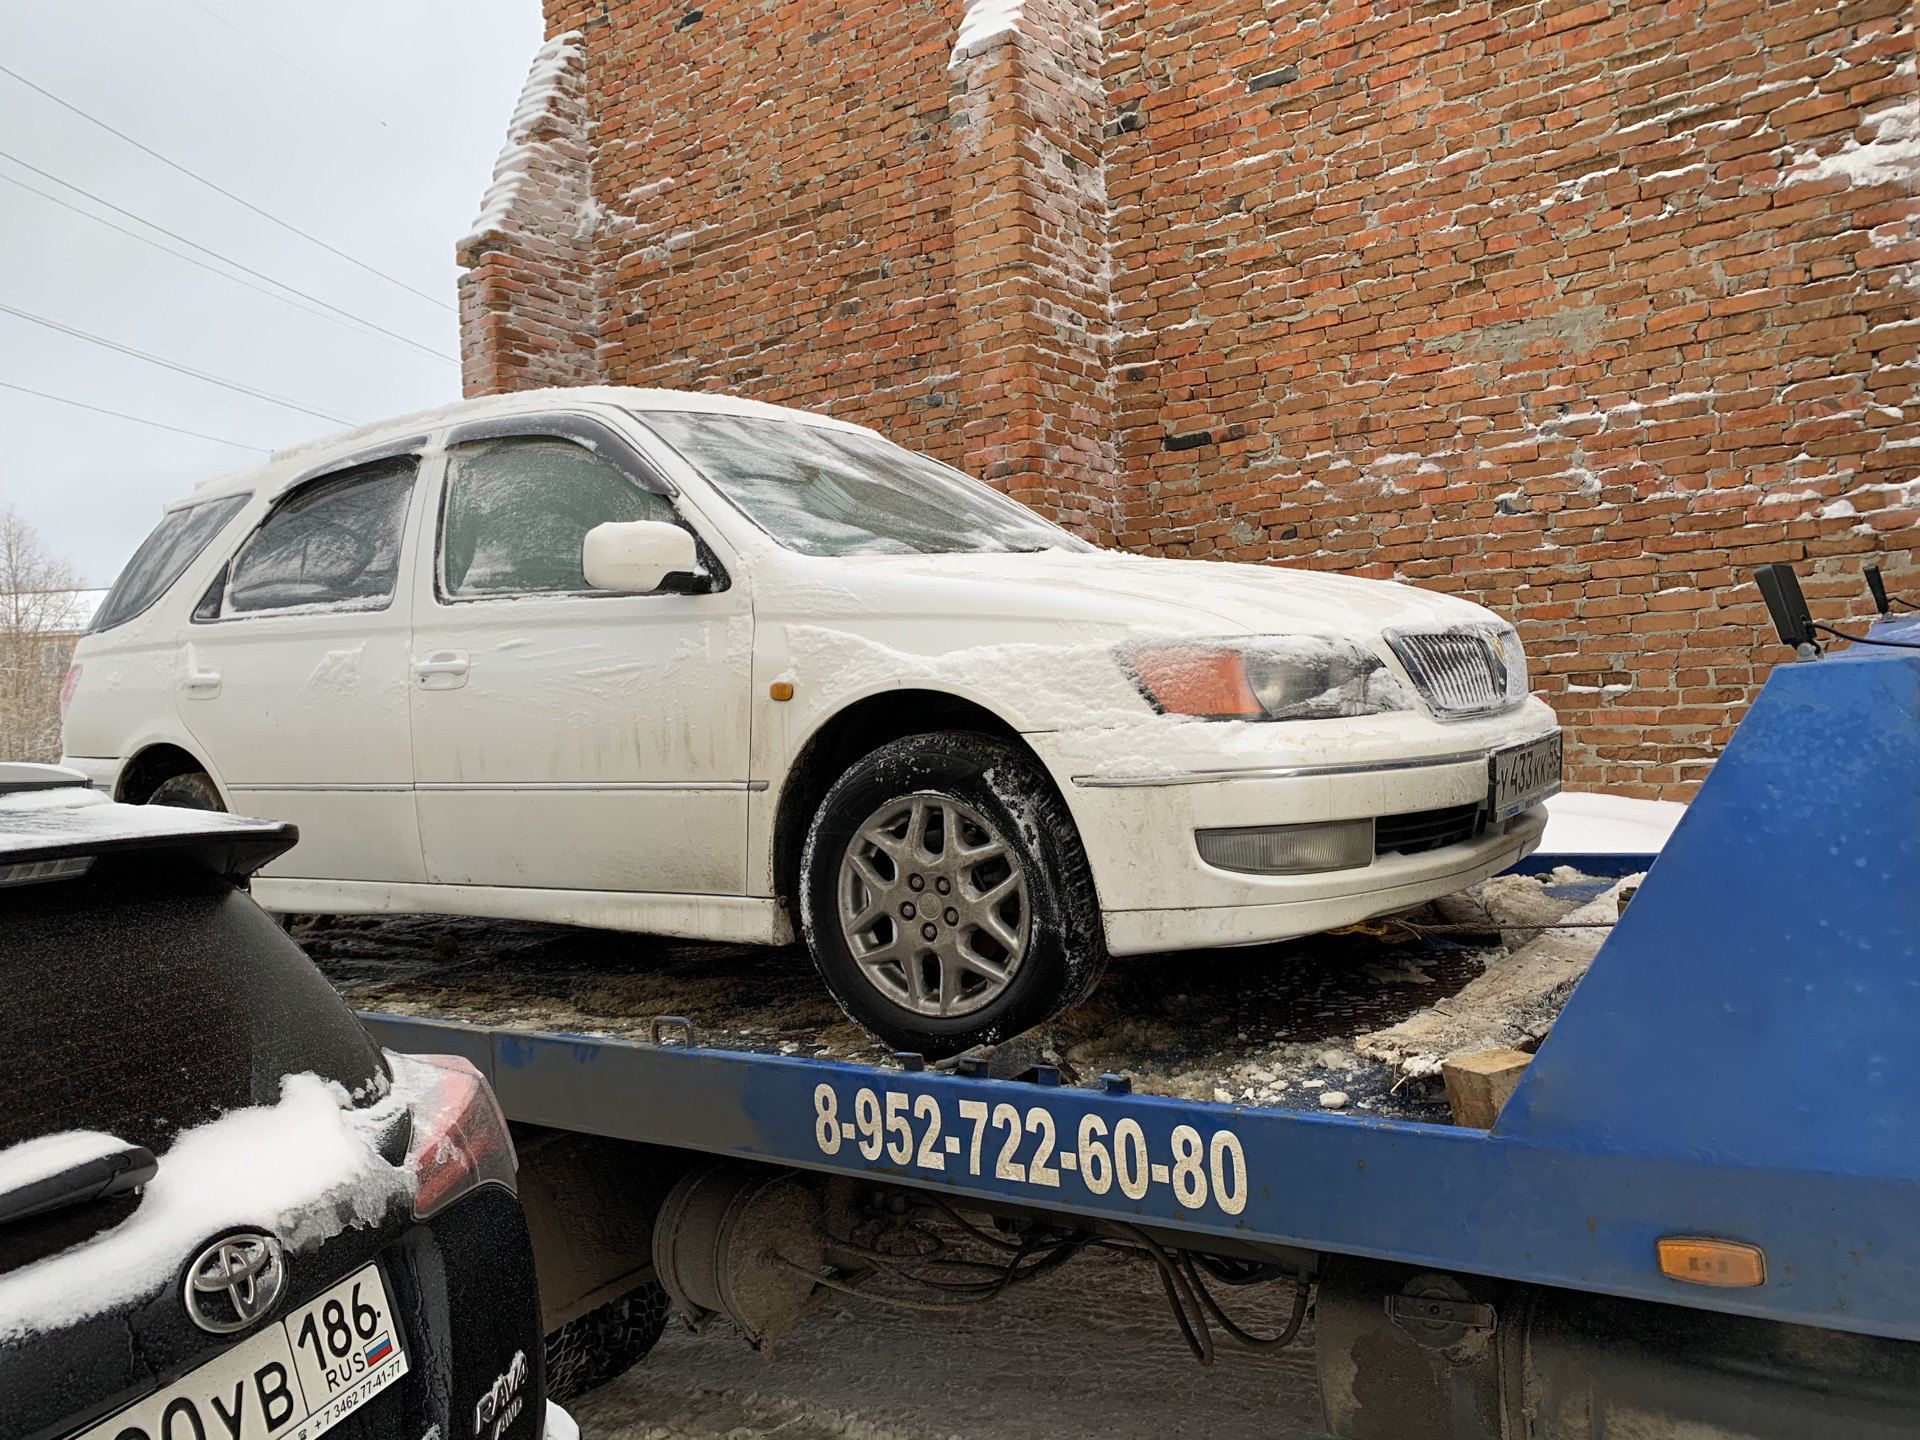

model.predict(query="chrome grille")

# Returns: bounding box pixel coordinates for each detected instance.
[1385,629,1509,719]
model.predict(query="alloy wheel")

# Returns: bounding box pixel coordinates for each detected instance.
[836,791,1030,1018]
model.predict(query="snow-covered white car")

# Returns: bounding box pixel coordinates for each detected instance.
[61,387,1560,1056]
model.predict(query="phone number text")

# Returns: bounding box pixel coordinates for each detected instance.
[812,1083,1249,1217]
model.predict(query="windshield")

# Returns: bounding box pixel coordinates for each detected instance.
[635,411,1093,557]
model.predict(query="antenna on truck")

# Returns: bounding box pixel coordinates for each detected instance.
[1865,564,1892,616]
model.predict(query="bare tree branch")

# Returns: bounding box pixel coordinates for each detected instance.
[0,507,83,762]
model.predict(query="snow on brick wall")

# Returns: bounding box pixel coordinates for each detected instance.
[468,0,1920,798]
[952,0,1025,61]
[456,29,601,396]
[461,31,592,247]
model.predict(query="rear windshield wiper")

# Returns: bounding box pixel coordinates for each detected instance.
[0,1134,157,1227]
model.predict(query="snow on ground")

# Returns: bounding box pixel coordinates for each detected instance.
[574,1245,1326,1440]
[1541,790,1685,855]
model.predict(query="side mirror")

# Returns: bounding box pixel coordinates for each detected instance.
[582,521,699,594]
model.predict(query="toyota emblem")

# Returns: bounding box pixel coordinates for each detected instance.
[183,1233,286,1334]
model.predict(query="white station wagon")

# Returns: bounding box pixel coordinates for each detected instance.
[63,387,1561,1055]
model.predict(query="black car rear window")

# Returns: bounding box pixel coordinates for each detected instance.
[0,864,387,1155]
[91,494,251,633]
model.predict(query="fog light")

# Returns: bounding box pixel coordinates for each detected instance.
[1196,819,1374,875]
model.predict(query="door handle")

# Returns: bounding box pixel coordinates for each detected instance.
[414,651,470,690]
[181,665,221,699]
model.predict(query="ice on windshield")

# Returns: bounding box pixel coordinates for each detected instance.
[225,460,415,614]
[90,493,249,633]
[636,412,1093,557]
[442,436,676,597]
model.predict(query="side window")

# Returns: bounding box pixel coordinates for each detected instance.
[91,493,250,633]
[220,459,416,616]
[440,436,678,598]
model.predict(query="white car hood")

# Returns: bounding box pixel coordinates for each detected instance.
[826,549,1492,638]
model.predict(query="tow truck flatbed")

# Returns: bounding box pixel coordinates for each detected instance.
[340,623,1920,1436]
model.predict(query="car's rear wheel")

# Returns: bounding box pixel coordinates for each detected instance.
[800,732,1105,1057]
[146,770,224,810]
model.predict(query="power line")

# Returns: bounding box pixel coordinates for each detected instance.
[0,61,455,313]
[0,379,269,451]
[186,1,396,133]
[177,1,474,174]
[0,301,358,426]
[0,166,456,366]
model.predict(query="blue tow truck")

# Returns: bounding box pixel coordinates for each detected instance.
[355,579,1920,1437]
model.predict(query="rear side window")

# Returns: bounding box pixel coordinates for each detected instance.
[219,458,415,615]
[440,436,677,598]
[0,864,387,1155]
[90,494,250,633]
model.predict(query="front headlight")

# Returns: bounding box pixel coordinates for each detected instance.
[1495,625,1529,705]
[1123,636,1417,721]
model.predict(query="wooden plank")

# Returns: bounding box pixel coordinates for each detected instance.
[1443,1048,1533,1129]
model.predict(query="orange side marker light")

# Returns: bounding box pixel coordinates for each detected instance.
[1657,1237,1766,1287]
[769,682,795,702]
[1126,646,1262,718]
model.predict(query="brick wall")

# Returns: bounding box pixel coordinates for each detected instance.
[457,33,604,394]
[462,0,1920,797]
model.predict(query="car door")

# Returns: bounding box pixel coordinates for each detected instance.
[177,445,426,881]
[408,415,753,895]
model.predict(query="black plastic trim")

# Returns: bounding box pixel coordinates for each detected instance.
[445,413,678,496]
[285,433,430,491]
[0,812,298,878]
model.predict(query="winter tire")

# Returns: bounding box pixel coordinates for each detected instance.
[146,771,225,811]
[800,731,1106,1057]
[543,1279,671,1401]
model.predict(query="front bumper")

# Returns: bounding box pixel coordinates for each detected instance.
[1100,805,1546,954]
[1031,713,1557,956]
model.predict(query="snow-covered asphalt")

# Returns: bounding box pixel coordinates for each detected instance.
[570,1245,1328,1440]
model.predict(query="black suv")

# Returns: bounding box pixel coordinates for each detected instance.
[0,765,546,1440]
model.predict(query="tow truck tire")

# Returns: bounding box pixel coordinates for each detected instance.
[543,1279,671,1401]
[146,770,225,811]
[801,731,1106,1057]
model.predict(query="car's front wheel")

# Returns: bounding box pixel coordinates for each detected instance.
[800,732,1106,1058]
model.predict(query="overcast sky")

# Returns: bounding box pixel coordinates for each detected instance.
[0,0,545,586]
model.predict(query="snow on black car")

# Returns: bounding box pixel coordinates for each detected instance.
[0,765,546,1440]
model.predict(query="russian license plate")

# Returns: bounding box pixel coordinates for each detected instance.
[1488,733,1562,820]
[78,1265,408,1440]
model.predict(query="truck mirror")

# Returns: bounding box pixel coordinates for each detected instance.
[583,521,698,594]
